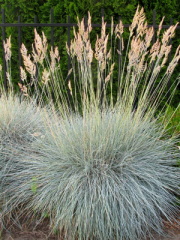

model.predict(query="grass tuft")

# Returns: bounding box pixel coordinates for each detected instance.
[0,92,45,222]
[2,106,180,239]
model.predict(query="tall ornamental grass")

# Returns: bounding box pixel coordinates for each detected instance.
[1,5,180,240]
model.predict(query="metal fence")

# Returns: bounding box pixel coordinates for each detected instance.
[0,8,180,101]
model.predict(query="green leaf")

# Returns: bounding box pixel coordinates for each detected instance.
[54,228,57,235]
[31,176,37,194]
[43,210,49,218]
[94,2,102,8]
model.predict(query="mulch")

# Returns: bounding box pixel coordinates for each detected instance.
[0,217,60,240]
[1,213,180,240]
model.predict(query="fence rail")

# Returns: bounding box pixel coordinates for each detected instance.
[0,8,179,102]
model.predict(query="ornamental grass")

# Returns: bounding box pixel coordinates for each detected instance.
[0,5,180,240]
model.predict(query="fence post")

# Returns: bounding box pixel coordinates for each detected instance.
[150,9,156,97]
[84,15,88,100]
[18,15,22,85]
[2,9,7,91]
[34,15,40,104]
[67,15,71,110]
[167,18,173,104]
[118,16,121,89]
[153,10,156,44]
[100,8,104,107]
[34,16,38,84]
[51,8,54,102]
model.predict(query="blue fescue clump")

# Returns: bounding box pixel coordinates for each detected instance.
[0,93,45,214]
[3,107,180,240]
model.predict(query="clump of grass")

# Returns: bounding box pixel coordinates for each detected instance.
[1,5,180,240]
[0,92,46,215]
[0,36,46,170]
[0,38,47,226]
[3,107,180,240]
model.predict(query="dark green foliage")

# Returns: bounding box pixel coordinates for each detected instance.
[0,0,180,107]
[0,0,45,91]
[144,0,180,109]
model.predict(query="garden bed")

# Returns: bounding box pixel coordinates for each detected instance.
[1,213,180,240]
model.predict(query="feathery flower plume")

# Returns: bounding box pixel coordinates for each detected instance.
[128,36,141,68]
[136,7,147,37]
[150,39,161,62]
[3,36,11,61]
[74,33,84,63]
[77,16,85,36]
[20,66,27,82]
[86,40,93,66]
[54,46,60,62]
[20,43,28,58]
[18,83,28,96]
[42,31,48,54]
[32,44,40,64]
[115,20,124,39]
[161,45,172,68]
[34,28,43,56]
[138,51,148,73]
[42,68,50,85]
[95,34,109,61]
[73,26,77,40]
[167,45,180,74]
[95,37,104,61]
[69,40,76,58]
[66,42,70,55]
[83,31,89,43]
[22,54,36,80]
[32,30,48,64]
[157,16,165,37]
[162,22,179,45]
[101,17,107,40]
[129,5,139,36]
[88,11,92,33]
[145,27,154,48]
